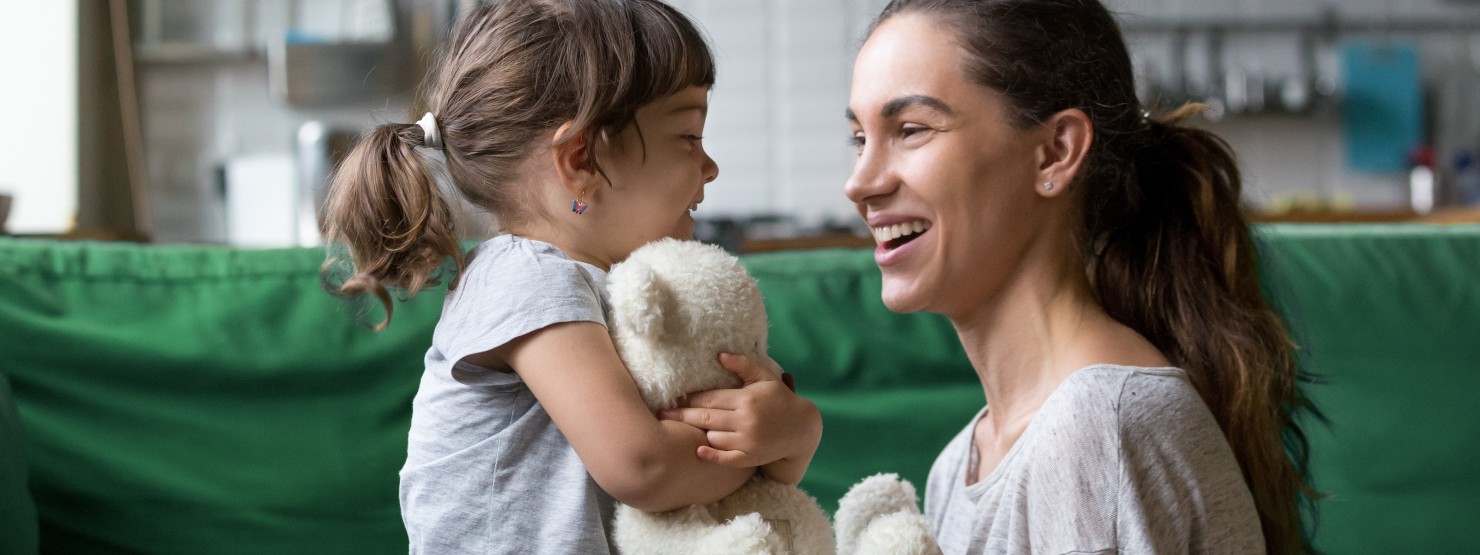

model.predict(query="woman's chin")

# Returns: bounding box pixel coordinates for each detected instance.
[879,280,928,314]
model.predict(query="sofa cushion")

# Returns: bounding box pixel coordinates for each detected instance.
[0,240,441,554]
[1,224,1478,554]
[0,372,39,555]
[1252,224,1480,553]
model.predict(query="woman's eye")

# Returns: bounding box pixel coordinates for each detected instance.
[901,125,929,138]
[848,134,865,150]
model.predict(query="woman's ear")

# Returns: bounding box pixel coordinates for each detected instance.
[550,122,602,199]
[1037,108,1093,198]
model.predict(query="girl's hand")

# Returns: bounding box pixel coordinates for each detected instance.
[658,353,822,485]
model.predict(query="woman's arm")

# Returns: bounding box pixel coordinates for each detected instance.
[489,320,753,512]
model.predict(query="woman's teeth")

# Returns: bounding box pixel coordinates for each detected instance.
[871,220,930,245]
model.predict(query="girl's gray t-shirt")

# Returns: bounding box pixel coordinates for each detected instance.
[925,365,1265,555]
[399,235,616,554]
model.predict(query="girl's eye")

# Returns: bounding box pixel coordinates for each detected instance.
[682,134,704,143]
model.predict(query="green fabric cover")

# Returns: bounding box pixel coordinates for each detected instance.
[0,243,440,554]
[1252,224,1480,553]
[0,224,1477,554]
[1,372,39,555]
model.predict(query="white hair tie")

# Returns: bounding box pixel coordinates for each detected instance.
[416,112,443,150]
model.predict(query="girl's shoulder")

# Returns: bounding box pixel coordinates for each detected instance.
[460,235,604,287]
[466,234,580,270]
[448,235,608,314]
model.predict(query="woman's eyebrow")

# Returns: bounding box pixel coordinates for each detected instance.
[882,94,953,117]
[845,95,954,123]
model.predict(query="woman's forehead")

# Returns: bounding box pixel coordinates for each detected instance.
[850,16,996,121]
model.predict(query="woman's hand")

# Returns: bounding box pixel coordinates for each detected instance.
[659,353,823,485]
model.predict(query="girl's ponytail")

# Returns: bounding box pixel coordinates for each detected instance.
[321,121,463,331]
[1088,103,1316,553]
[318,1,715,331]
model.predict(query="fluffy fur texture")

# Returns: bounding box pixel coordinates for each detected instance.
[834,473,941,555]
[608,239,771,411]
[608,239,834,554]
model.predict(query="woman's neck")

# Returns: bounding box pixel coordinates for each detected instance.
[949,240,1106,434]
[951,243,1172,439]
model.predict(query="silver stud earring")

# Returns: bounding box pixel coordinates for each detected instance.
[1043,181,1054,191]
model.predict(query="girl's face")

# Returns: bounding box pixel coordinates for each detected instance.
[592,86,719,259]
[845,14,1051,318]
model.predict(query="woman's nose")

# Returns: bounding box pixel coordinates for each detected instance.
[844,147,892,204]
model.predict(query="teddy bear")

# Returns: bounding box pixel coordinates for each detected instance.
[605,238,940,555]
[834,473,942,555]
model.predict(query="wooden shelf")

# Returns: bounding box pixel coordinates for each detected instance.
[1252,207,1480,224]
[736,207,1480,253]
[741,235,874,253]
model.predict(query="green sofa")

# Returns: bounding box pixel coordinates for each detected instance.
[1,224,1477,554]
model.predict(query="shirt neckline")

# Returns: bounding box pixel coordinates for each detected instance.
[962,363,1186,496]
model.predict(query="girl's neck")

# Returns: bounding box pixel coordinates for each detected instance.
[506,222,618,272]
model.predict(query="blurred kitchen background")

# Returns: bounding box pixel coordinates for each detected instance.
[2,0,1479,250]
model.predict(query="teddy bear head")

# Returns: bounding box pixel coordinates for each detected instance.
[607,238,769,411]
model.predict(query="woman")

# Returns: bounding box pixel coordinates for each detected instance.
[844,0,1315,553]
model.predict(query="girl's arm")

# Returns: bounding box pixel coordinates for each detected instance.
[488,320,753,512]
[658,354,823,486]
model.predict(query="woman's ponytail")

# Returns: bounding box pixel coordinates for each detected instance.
[320,121,463,331]
[1088,103,1317,553]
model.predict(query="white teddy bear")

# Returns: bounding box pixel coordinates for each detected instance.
[606,238,940,555]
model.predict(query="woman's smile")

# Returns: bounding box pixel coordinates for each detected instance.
[869,216,933,266]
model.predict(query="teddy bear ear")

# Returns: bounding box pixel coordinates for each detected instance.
[612,260,669,339]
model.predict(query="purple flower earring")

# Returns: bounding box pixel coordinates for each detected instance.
[571,190,589,215]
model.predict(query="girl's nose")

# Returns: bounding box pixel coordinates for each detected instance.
[702,151,719,184]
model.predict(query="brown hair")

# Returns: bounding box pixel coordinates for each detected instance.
[873,0,1317,552]
[321,0,715,329]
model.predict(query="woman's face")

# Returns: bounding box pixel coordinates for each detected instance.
[845,13,1052,318]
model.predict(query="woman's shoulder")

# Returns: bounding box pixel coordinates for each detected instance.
[1041,365,1236,472]
[1033,365,1213,447]
[1043,364,1194,410]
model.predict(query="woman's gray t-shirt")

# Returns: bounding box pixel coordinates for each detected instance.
[399,235,616,554]
[925,365,1265,555]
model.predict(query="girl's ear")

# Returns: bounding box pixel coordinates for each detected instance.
[550,122,602,198]
[1037,108,1093,198]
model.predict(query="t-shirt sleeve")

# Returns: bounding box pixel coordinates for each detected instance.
[1018,379,1123,554]
[1113,373,1266,554]
[434,246,607,377]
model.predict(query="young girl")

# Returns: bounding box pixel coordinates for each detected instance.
[320,2,822,553]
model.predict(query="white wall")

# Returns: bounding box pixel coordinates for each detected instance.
[670,0,889,224]
[0,0,78,233]
[673,0,1480,216]
[131,0,1480,242]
